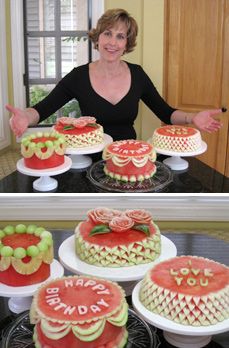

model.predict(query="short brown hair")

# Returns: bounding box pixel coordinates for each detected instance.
[88,8,138,53]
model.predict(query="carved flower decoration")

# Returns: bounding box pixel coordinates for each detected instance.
[88,208,152,236]
[59,116,97,130]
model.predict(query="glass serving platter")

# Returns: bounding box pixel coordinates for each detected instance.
[87,160,173,193]
[1,309,161,348]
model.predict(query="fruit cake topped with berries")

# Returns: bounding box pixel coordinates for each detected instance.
[21,131,66,169]
[140,255,229,326]
[0,224,53,286]
[75,207,161,267]
[102,139,157,182]
[151,125,202,153]
[30,275,128,348]
[54,116,104,148]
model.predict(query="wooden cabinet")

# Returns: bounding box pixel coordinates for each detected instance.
[163,0,229,176]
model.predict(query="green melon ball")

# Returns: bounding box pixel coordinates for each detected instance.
[15,224,27,233]
[30,134,36,139]
[42,237,53,246]
[29,142,36,149]
[45,140,54,148]
[27,245,40,257]
[37,241,48,252]
[26,224,38,234]
[3,225,15,235]
[1,246,14,257]
[37,142,45,148]
[14,247,26,259]
[34,227,45,236]
[41,231,52,239]
[36,131,43,138]
[0,230,5,239]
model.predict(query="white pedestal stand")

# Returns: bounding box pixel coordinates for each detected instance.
[155,141,207,171]
[66,134,113,169]
[0,260,64,314]
[16,156,72,191]
[132,281,229,348]
[58,235,177,296]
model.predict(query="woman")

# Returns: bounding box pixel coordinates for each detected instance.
[6,8,222,140]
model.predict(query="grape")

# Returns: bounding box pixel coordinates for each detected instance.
[1,246,14,257]
[15,224,27,233]
[3,225,15,235]
[14,247,26,259]
[27,245,39,257]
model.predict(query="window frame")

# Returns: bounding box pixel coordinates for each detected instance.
[10,0,104,131]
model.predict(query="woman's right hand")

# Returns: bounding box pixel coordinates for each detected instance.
[6,104,30,137]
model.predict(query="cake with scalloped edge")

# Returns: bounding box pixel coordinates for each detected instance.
[0,224,53,287]
[21,131,66,169]
[139,255,229,326]
[102,139,157,182]
[54,116,104,148]
[30,275,128,348]
[151,125,202,153]
[75,207,161,267]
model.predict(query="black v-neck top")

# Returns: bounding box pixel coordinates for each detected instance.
[34,62,176,140]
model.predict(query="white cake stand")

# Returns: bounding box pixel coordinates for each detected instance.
[155,141,207,171]
[132,281,229,348]
[58,235,177,296]
[0,259,64,314]
[66,133,113,169]
[16,156,72,191]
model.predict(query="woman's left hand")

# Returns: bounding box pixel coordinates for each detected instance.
[192,109,223,133]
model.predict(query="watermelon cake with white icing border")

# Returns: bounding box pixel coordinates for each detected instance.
[139,255,229,326]
[102,139,157,182]
[75,207,161,267]
[30,275,128,348]
[0,224,53,287]
[54,116,104,148]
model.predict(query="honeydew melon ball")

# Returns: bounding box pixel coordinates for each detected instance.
[15,224,27,233]
[37,241,48,252]
[44,132,50,137]
[36,132,43,138]
[42,237,53,246]
[14,247,26,259]
[26,224,38,234]
[0,243,3,251]
[34,227,45,236]
[30,134,36,139]
[58,137,65,144]
[29,142,36,149]
[27,245,39,257]
[1,246,14,257]
[0,230,5,238]
[37,142,45,148]
[41,231,52,239]
[3,225,15,235]
[45,140,54,148]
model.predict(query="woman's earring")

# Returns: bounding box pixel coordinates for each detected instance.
[95,42,99,50]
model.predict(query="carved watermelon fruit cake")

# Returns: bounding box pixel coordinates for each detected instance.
[140,255,229,326]
[151,125,202,152]
[54,116,104,148]
[0,224,53,286]
[21,131,66,170]
[75,207,161,267]
[102,139,157,182]
[30,275,128,348]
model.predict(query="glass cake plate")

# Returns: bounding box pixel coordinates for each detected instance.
[87,160,173,193]
[1,309,160,348]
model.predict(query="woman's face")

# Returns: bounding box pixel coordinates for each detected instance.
[98,21,128,62]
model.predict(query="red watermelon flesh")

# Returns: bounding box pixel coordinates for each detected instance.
[36,322,125,348]
[2,233,40,248]
[54,124,95,135]
[157,126,197,137]
[150,256,229,296]
[79,220,157,247]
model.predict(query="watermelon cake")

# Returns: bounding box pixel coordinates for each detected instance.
[0,224,53,287]
[139,255,229,326]
[151,125,202,153]
[30,275,128,348]
[102,139,157,182]
[54,116,104,148]
[75,207,161,267]
[21,131,66,169]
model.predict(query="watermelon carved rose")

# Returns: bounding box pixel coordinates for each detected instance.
[89,208,152,236]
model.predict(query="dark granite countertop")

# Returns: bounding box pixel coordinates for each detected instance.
[0,155,228,193]
[0,230,228,347]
